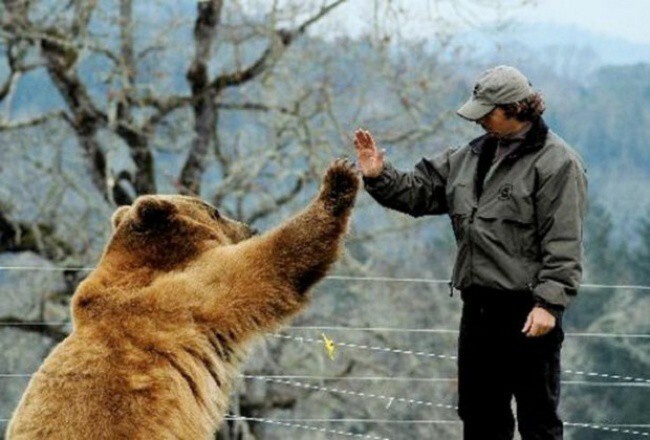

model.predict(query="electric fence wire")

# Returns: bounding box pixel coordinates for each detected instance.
[269,333,650,384]
[2,321,649,340]
[1,266,650,292]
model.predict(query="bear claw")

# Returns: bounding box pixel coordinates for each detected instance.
[320,158,360,216]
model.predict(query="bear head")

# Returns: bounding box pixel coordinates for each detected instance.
[106,195,256,271]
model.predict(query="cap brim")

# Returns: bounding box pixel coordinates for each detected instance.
[456,98,495,121]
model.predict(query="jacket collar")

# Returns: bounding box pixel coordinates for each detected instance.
[469,117,549,160]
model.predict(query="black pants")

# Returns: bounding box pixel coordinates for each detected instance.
[457,287,564,440]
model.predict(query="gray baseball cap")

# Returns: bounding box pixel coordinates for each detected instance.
[457,65,533,121]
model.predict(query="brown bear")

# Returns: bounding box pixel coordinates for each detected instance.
[6,159,360,440]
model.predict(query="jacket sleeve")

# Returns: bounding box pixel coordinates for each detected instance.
[362,148,453,217]
[533,155,588,310]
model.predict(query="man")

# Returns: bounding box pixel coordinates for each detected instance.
[353,65,587,440]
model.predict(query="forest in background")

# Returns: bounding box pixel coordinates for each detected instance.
[0,1,648,439]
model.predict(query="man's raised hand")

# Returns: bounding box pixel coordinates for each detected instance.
[354,129,385,178]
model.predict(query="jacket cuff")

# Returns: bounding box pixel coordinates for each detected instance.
[532,280,572,316]
[362,162,395,191]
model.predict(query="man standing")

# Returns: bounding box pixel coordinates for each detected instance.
[353,65,587,440]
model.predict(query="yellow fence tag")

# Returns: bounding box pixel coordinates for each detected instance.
[321,333,336,360]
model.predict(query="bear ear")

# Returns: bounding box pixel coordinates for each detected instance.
[133,197,178,229]
[111,206,130,230]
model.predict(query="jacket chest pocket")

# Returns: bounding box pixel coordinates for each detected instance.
[476,193,538,258]
[448,183,474,241]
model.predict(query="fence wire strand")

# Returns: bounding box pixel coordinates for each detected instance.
[1,267,650,291]
[270,333,650,384]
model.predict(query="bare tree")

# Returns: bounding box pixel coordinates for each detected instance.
[1,0,347,203]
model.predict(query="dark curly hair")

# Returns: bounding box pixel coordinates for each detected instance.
[497,92,546,122]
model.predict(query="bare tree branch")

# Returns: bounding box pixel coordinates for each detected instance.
[140,94,193,129]
[5,1,155,202]
[1,0,112,201]
[0,71,15,102]
[246,175,305,224]
[118,0,135,107]
[211,0,348,91]
[180,1,348,197]
[1,26,122,65]
[180,0,225,195]
[136,16,190,62]
[0,209,76,261]
[0,0,30,33]
[70,0,98,39]
[0,109,68,131]
[106,0,155,200]
[0,69,20,111]
[217,101,293,115]
[379,112,451,145]
[140,96,296,130]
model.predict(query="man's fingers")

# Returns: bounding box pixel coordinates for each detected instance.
[353,137,367,152]
[353,137,368,155]
[354,129,368,144]
[536,321,553,336]
[526,320,552,337]
[530,322,542,337]
[526,320,542,337]
[355,129,376,150]
[522,313,533,335]
[353,132,363,147]
[362,129,374,145]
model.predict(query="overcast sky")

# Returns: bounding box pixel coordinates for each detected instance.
[315,0,650,45]
[517,0,650,44]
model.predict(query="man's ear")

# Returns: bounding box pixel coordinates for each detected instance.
[133,197,178,229]
[111,206,131,230]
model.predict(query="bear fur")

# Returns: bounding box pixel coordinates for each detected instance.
[6,159,360,440]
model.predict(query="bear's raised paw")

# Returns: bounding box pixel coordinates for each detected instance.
[320,158,360,216]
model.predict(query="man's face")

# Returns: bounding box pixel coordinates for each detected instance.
[476,107,521,138]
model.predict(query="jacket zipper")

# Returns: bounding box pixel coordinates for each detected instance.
[468,204,478,288]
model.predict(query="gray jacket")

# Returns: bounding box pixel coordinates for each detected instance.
[364,118,588,310]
